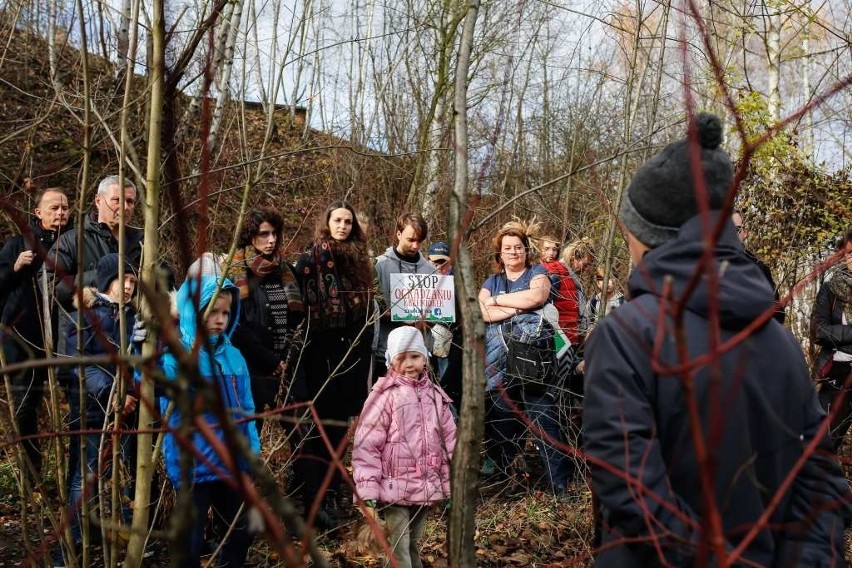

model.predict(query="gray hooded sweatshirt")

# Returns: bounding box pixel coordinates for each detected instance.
[373,245,434,361]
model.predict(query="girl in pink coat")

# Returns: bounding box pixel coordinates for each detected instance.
[352,326,457,568]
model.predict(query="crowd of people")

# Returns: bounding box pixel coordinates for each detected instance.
[1,112,852,567]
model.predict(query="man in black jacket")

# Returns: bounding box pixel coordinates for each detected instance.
[583,114,851,567]
[0,187,71,476]
[732,210,785,323]
[811,229,852,450]
[42,175,143,313]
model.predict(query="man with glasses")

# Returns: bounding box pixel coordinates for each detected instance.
[732,210,784,323]
[427,241,463,403]
[428,241,451,275]
[43,175,143,313]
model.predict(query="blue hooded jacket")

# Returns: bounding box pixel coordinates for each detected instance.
[160,275,261,487]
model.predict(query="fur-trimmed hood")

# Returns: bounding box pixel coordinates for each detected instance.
[72,286,120,310]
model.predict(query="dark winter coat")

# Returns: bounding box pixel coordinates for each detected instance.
[42,213,143,312]
[231,264,304,376]
[0,218,69,357]
[811,268,852,379]
[746,249,786,324]
[583,214,851,567]
[64,287,135,423]
[230,262,306,407]
[295,243,375,418]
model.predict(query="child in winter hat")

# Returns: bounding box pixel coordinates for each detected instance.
[619,112,734,248]
[63,252,138,548]
[384,325,430,369]
[353,324,456,568]
[96,252,136,294]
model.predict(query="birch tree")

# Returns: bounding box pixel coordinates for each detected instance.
[207,0,245,155]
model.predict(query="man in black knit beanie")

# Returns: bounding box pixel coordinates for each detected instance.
[583,113,851,567]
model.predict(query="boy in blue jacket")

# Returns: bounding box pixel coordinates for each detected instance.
[160,273,260,567]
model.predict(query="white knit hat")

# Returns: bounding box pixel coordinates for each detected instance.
[187,252,226,279]
[385,326,429,368]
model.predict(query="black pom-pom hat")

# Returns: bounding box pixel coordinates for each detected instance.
[619,113,734,248]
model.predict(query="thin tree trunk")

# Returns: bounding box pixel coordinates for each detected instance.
[125,0,164,563]
[289,0,313,115]
[448,2,483,567]
[47,0,61,91]
[801,32,813,153]
[765,2,781,121]
[208,0,243,155]
[42,265,73,558]
[305,2,324,139]
[599,0,656,277]
[406,1,463,217]
[117,0,132,68]
[105,0,143,562]
[247,0,267,106]
[73,0,93,562]
[420,96,447,226]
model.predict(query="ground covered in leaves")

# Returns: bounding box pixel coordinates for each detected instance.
[0,447,595,567]
[1,427,850,566]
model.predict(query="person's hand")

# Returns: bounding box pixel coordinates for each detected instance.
[361,499,378,519]
[131,317,148,344]
[275,360,287,378]
[122,394,138,415]
[576,359,585,374]
[14,250,34,272]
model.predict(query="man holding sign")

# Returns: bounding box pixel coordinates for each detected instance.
[373,213,434,378]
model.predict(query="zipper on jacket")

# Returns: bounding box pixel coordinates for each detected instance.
[418,385,428,479]
[230,375,242,412]
[215,358,242,412]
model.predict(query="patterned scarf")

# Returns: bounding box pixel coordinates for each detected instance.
[229,246,303,312]
[827,264,852,324]
[298,239,371,330]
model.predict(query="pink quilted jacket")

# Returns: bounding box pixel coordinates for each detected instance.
[352,369,457,506]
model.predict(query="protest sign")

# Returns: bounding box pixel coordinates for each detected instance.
[389,273,455,323]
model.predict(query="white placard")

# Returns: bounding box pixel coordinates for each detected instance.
[389,273,455,323]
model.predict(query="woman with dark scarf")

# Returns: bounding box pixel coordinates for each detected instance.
[812,228,852,451]
[229,207,305,413]
[294,200,375,531]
